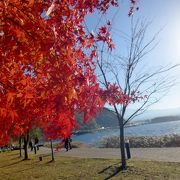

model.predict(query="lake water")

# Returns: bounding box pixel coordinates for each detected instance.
[72,120,180,144]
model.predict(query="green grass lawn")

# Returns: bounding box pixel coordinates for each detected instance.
[0,151,180,180]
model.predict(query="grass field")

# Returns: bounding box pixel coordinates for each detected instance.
[0,151,180,179]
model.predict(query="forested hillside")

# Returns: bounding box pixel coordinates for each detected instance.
[76,108,118,131]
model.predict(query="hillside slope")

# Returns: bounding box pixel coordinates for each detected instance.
[76,108,118,131]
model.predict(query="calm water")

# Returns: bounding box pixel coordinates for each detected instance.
[72,120,180,144]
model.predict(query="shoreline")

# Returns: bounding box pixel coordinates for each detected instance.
[100,134,180,148]
[73,119,180,135]
[42,134,180,149]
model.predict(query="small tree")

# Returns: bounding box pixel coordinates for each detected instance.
[97,19,179,170]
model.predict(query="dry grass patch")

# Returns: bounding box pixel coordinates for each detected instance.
[101,134,180,148]
[0,151,180,179]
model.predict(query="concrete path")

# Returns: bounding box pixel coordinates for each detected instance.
[37,147,180,162]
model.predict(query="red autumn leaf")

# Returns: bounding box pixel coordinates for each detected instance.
[7,92,16,105]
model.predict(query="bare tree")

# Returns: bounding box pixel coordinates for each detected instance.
[96,19,180,170]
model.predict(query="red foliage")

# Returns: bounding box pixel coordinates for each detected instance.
[128,0,138,16]
[0,0,137,145]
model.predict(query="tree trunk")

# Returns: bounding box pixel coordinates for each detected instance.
[119,117,126,170]
[50,140,54,161]
[19,136,22,157]
[114,105,127,170]
[23,132,29,160]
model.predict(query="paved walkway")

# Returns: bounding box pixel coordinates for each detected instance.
[37,147,180,162]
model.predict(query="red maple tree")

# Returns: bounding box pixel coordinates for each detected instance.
[0,0,137,158]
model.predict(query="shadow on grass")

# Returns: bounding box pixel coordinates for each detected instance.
[46,159,55,164]
[7,152,19,156]
[0,157,40,169]
[98,162,126,180]
[0,160,23,168]
[11,156,22,160]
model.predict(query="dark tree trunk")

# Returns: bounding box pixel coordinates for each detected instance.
[19,136,22,157]
[50,140,54,161]
[119,118,126,170]
[23,132,29,160]
[114,105,127,170]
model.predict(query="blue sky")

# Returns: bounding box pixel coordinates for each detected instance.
[86,0,180,110]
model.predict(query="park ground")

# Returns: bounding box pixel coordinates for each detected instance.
[0,147,180,179]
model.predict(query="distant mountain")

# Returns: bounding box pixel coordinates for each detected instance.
[76,107,118,131]
[93,107,118,127]
[121,107,180,121]
[149,115,180,124]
